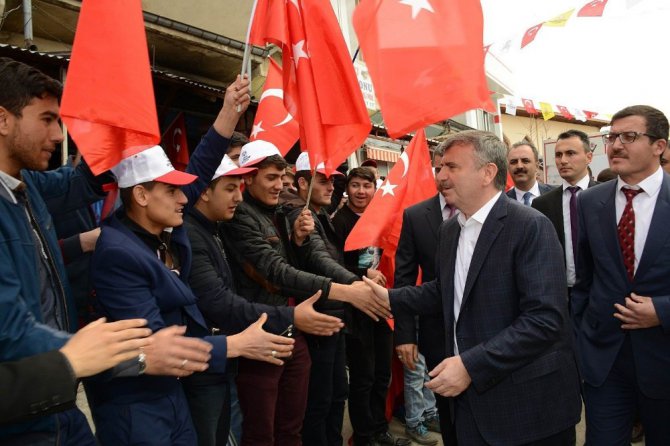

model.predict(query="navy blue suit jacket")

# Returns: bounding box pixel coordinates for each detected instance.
[389,193,581,445]
[393,193,446,369]
[572,173,670,398]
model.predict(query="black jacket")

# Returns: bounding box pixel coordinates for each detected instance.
[281,190,358,320]
[221,190,341,307]
[184,208,293,335]
[330,204,370,278]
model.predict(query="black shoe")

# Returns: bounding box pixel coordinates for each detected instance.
[370,431,412,446]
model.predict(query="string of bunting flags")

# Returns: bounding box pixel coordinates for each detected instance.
[501,96,610,122]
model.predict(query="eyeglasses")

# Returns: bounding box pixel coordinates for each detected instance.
[602,131,659,146]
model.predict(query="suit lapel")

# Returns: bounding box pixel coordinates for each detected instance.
[636,175,670,280]
[460,195,507,309]
[597,181,628,279]
[425,194,443,238]
[548,188,565,247]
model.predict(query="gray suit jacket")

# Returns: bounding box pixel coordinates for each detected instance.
[390,193,581,445]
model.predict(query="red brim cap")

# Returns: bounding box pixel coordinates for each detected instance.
[316,168,344,177]
[225,166,257,176]
[154,169,198,186]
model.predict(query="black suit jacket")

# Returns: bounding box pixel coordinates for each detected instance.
[0,350,77,425]
[389,193,581,445]
[532,180,598,256]
[393,194,446,369]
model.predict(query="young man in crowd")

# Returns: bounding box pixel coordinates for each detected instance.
[331,167,408,446]
[282,152,357,445]
[220,142,390,446]
[506,141,554,205]
[88,140,296,444]
[184,153,343,445]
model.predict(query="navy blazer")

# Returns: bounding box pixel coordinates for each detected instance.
[390,193,581,445]
[393,193,446,369]
[572,173,670,398]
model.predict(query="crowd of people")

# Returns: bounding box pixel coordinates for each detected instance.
[1,56,670,446]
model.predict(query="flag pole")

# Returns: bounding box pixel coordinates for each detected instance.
[303,166,316,211]
[238,0,259,111]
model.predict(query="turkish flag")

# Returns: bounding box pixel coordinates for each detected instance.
[522,98,539,114]
[521,22,543,48]
[578,0,609,17]
[556,105,575,120]
[506,172,515,192]
[584,110,599,120]
[161,113,189,172]
[353,0,493,139]
[250,59,299,156]
[60,0,159,175]
[345,129,435,289]
[249,0,370,173]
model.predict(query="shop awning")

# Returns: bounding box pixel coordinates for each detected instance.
[366,146,400,163]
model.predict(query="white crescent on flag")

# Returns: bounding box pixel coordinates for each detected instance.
[399,151,410,177]
[258,88,295,128]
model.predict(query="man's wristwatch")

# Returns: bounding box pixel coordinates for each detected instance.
[138,351,147,375]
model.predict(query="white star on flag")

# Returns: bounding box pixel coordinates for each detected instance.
[251,121,265,139]
[292,40,309,68]
[398,0,434,19]
[380,181,397,196]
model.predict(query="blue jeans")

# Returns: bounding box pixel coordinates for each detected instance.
[403,352,438,428]
[182,374,230,446]
[227,374,242,446]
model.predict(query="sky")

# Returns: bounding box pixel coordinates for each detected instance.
[481,0,670,116]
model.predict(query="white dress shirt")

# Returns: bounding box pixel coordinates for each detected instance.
[562,175,591,286]
[615,167,663,274]
[514,181,541,204]
[453,191,502,354]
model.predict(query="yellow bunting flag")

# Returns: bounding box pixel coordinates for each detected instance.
[540,102,555,121]
[545,9,575,27]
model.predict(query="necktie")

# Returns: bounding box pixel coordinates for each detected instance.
[617,187,643,281]
[522,191,532,206]
[567,186,580,262]
[443,203,456,221]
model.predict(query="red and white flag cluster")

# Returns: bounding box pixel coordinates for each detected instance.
[505,97,602,122]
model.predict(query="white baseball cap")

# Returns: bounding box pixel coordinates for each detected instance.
[112,145,197,188]
[211,154,257,181]
[295,152,343,176]
[238,140,282,168]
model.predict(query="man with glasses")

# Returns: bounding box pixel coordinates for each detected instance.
[572,105,670,445]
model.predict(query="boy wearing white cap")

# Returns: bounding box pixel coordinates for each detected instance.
[184,154,345,446]
[219,143,391,446]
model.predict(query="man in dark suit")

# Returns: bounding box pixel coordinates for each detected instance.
[365,130,581,445]
[572,105,670,445]
[506,141,554,205]
[532,129,597,292]
[394,147,455,444]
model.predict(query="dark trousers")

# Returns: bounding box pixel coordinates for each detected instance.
[346,318,393,445]
[435,394,458,445]
[2,408,96,446]
[236,333,311,446]
[584,335,670,446]
[454,395,575,446]
[302,332,348,446]
[182,373,231,446]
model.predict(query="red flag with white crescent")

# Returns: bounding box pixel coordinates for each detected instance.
[578,0,609,17]
[521,22,543,48]
[161,112,189,172]
[250,59,300,155]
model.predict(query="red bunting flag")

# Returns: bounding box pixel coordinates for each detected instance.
[344,129,435,288]
[522,98,539,114]
[353,0,494,138]
[521,22,544,48]
[161,113,189,172]
[248,0,370,173]
[578,0,609,17]
[250,58,300,156]
[60,0,159,175]
[556,105,575,120]
[584,110,599,120]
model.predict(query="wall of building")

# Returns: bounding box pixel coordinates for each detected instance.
[501,114,603,150]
